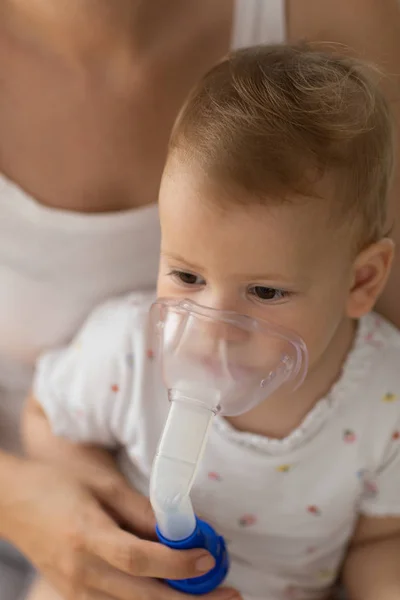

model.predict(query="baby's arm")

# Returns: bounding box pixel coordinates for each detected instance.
[24,391,113,471]
[343,514,400,600]
[23,293,155,532]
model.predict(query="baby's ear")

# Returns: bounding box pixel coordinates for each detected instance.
[346,238,394,319]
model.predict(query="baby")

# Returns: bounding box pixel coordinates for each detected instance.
[25,44,400,600]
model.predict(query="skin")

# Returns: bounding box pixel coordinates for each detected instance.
[0,1,398,599]
[0,0,233,212]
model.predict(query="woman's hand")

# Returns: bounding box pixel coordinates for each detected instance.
[3,457,239,600]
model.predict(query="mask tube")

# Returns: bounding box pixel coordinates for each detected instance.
[150,396,213,541]
[149,298,308,593]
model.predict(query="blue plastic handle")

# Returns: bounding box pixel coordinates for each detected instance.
[156,517,229,595]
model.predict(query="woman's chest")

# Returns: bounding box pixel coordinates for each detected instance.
[0,13,231,213]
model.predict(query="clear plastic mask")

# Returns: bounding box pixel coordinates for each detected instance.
[150,297,307,415]
[149,298,308,541]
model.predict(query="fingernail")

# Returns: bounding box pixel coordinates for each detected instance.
[195,552,216,573]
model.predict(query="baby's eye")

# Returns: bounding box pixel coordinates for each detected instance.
[170,270,205,286]
[248,286,289,302]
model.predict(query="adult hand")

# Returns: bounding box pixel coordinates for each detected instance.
[4,459,240,600]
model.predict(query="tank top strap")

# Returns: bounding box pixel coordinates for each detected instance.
[231,0,286,50]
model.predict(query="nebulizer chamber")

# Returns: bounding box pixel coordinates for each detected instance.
[149,299,307,594]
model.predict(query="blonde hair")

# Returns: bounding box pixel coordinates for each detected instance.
[170,44,394,245]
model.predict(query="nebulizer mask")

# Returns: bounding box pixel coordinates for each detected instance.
[149,298,308,594]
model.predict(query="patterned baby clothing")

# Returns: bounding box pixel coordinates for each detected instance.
[34,293,400,600]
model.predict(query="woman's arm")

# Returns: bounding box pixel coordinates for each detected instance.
[0,450,28,539]
[23,393,154,533]
[288,0,400,326]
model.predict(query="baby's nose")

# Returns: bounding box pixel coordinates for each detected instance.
[203,319,249,345]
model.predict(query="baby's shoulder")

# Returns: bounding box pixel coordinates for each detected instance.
[71,290,156,363]
[359,312,400,390]
[78,290,155,337]
[337,313,400,437]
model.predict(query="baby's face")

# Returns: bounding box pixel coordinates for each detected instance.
[157,159,358,369]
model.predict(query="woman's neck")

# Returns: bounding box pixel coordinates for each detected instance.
[3,0,138,62]
[3,0,233,65]
[0,0,232,212]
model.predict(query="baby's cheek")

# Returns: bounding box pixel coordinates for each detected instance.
[292,311,341,368]
[157,276,181,299]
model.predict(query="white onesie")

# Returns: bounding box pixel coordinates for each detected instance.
[33,293,400,600]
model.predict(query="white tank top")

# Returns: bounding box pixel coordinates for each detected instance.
[232,0,286,49]
[0,0,285,453]
[0,175,161,452]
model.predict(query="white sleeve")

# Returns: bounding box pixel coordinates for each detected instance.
[359,345,400,517]
[360,413,400,517]
[33,295,150,448]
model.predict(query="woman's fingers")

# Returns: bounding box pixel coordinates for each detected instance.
[97,478,157,539]
[87,565,241,600]
[90,526,216,579]
[16,463,240,600]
